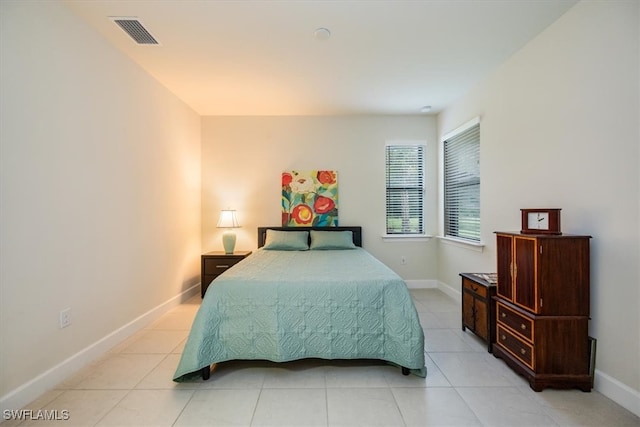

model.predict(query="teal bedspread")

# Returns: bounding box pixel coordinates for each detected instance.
[173,248,426,381]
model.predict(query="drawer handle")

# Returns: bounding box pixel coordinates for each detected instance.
[521,324,526,330]
[501,313,506,318]
[520,348,526,355]
[471,285,478,292]
[216,264,230,268]
[501,335,506,341]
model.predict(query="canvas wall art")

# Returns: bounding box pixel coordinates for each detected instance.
[282,170,338,226]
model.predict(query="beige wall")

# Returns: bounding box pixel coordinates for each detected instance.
[201,116,438,280]
[437,0,639,402]
[0,0,201,399]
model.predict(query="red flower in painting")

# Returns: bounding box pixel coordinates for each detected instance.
[292,204,313,224]
[316,171,336,185]
[282,172,293,187]
[314,196,335,214]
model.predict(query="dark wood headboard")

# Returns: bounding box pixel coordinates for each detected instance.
[257,226,362,248]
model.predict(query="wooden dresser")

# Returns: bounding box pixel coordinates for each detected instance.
[493,232,592,392]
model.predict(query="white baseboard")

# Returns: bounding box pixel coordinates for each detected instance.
[405,279,461,301]
[404,279,437,289]
[594,369,640,417]
[0,284,200,416]
[436,280,461,302]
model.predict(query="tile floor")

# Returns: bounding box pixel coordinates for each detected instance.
[5,289,639,426]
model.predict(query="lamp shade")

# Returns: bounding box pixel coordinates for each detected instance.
[217,210,240,228]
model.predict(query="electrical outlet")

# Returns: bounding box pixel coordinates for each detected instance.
[59,308,71,329]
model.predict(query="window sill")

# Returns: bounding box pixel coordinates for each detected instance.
[381,234,433,242]
[437,236,485,252]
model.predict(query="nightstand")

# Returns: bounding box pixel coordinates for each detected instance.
[460,273,497,352]
[201,251,252,297]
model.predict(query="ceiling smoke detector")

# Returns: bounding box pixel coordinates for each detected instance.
[313,27,331,41]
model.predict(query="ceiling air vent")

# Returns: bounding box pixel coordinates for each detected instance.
[111,17,159,45]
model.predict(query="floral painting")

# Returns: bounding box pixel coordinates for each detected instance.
[282,170,338,227]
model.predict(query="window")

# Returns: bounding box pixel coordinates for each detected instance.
[443,120,480,242]
[385,143,425,235]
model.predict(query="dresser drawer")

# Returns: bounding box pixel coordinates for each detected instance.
[497,302,533,341]
[462,278,487,298]
[203,257,244,275]
[497,325,534,368]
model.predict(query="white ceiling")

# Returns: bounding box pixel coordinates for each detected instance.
[65,0,578,116]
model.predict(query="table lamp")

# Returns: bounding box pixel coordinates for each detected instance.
[217,209,240,254]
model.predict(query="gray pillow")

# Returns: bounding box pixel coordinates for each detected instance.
[262,229,309,250]
[309,230,356,250]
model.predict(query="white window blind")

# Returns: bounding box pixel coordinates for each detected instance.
[443,123,480,241]
[385,144,425,234]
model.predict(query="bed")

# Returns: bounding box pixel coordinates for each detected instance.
[173,226,426,382]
